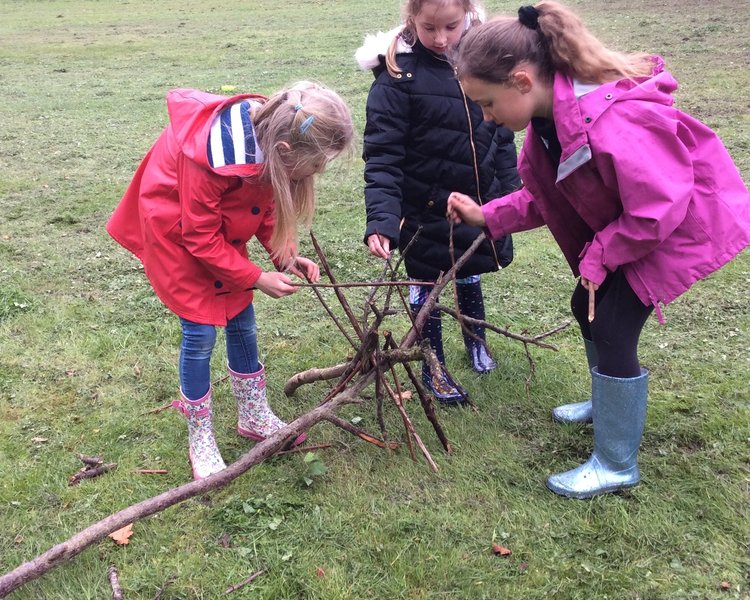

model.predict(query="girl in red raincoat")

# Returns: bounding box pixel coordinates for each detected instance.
[107,81,354,479]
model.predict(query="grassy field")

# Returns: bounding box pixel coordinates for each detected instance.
[1,0,748,598]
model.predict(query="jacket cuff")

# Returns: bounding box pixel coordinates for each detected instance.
[480,204,507,241]
[578,241,608,285]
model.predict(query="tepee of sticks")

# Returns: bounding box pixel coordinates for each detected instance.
[0,230,568,597]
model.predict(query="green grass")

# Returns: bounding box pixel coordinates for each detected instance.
[1,0,749,598]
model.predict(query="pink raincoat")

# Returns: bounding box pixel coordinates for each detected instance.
[107,89,278,326]
[481,58,750,322]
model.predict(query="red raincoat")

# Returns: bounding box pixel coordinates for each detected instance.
[107,89,278,326]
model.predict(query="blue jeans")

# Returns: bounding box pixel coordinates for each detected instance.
[179,303,259,400]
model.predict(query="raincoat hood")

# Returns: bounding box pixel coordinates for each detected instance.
[166,88,268,178]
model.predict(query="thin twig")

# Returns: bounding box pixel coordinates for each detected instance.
[296,280,431,289]
[274,443,332,456]
[223,570,265,595]
[382,374,416,462]
[68,463,117,486]
[434,304,569,350]
[325,414,400,449]
[310,231,364,341]
[302,272,359,350]
[401,233,488,348]
[383,377,439,472]
[153,574,176,600]
[108,565,123,600]
[384,332,452,453]
[77,454,103,467]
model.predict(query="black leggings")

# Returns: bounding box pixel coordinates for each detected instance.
[570,269,654,378]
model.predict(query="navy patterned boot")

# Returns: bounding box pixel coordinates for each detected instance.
[456,279,497,374]
[411,304,466,405]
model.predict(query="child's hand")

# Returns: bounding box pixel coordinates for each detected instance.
[286,256,321,283]
[255,271,300,298]
[447,192,486,227]
[367,233,391,259]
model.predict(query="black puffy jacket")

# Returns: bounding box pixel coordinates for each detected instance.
[362,39,520,281]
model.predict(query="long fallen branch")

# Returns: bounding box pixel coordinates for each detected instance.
[1,230,569,597]
[0,374,373,597]
[0,340,433,597]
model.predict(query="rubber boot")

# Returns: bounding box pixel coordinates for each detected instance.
[551,338,597,423]
[171,387,227,480]
[412,304,465,405]
[230,363,306,446]
[456,280,497,374]
[546,367,649,499]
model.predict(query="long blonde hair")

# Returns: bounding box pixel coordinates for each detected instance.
[252,81,353,262]
[454,1,654,85]
[385,0,483,77]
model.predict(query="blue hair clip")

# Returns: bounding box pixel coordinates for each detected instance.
[294,102,303,111]
[299,114,315,134]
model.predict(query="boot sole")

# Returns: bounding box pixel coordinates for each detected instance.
[546,478,640,499]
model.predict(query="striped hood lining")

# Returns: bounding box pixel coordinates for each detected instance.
[207,100,265,168]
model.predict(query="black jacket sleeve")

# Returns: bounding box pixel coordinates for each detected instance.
[362,76,411,245]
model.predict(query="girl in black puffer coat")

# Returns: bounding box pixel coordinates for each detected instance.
[356,0,520,404]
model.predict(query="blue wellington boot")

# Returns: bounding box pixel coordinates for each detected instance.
[546,367,648,499]
[456,280,497,374]
[412,304,466,405]
[551,338,597,423]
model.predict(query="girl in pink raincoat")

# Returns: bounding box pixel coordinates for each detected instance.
[447,2,750,498]
[108,82,353,479]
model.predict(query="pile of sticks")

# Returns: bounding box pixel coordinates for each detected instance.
[0,230,567,597]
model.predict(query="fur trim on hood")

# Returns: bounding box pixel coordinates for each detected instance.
[355,25,411,71]
[355,7,485,71]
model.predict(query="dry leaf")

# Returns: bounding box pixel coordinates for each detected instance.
[719,581,731,591]
[109,524,134,545]
[315,567,325,577]
[398,390,412,401]
[492,543,512,556]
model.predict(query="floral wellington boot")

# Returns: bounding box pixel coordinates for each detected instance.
[230,363,306,446]
[172,387,227,480]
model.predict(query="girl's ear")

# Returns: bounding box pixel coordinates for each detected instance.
[511,70,534,94]
[275,141,293,164]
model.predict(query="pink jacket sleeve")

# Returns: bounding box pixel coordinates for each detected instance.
[578,109,694,285]
[480,186,546,240]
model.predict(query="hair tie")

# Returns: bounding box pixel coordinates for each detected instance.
[299,114,315,134]
[294,102,303,111]
[518,5,539,30]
